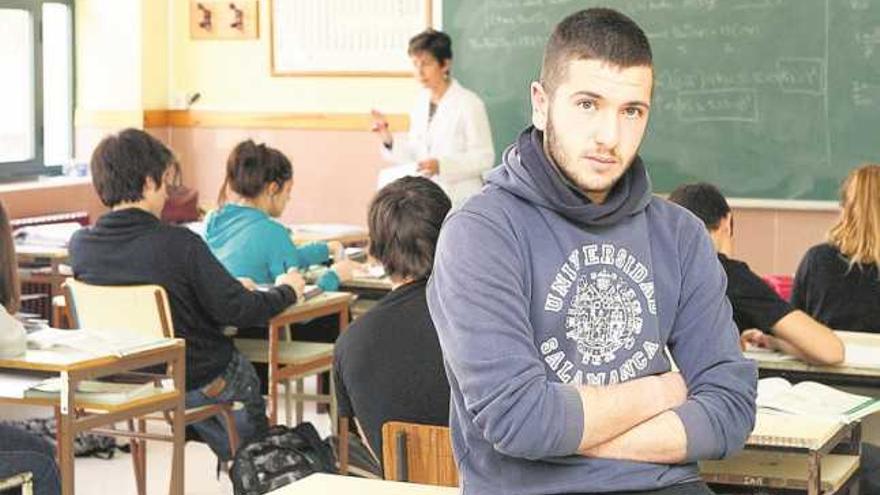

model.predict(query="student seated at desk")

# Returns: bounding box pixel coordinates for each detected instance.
[205,140,355,292]
[792,164,880,333]
[669,183,844,365]
[69,129,305,462]
[334,177,451,463]
[0,200,61,495]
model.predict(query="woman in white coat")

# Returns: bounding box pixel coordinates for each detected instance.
[371,29,495,208]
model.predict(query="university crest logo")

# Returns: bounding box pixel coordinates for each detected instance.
[565,269,643,365]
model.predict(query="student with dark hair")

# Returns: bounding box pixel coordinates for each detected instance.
[206,139,355,291]
[792,164,880,332]
[333,176,452,463]
[669,182,843,365]
[370,29,494,208]
[427,8,756,494]
[0,200,61,495]
[69,129,305,462]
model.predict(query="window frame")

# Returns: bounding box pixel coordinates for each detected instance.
[0,0,74,179]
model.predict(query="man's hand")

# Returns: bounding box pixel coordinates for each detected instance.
[370,109,393,147]
[740,329,771,350]
[577,371,688,452]
[275,269,305,301]
[418,158,440,177]
[327,240,345,260]
[332,259,356,282]
[237,277,257,291]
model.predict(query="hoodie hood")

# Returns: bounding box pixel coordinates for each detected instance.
[485,126,652,227]
[205,204,271,246]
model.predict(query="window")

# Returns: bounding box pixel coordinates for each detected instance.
[0,0,73,179]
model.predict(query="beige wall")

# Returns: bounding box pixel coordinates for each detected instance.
[730,206,838,276]
[169,127,384,226]
[75,0,142,113]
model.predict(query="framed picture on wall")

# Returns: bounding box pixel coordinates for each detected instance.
[270,0,433,76]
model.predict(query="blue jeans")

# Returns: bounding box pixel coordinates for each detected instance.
[0,424,60,495]
[185,350,268,461]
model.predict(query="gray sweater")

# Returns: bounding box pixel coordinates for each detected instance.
[427,128,757,494]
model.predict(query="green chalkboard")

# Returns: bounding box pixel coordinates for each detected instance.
[444,0,880,200]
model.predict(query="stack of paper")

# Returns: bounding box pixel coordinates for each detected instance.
[25,378,160,405]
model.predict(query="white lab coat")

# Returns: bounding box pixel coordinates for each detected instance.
[380,79,495,208]
[0,305,25,358]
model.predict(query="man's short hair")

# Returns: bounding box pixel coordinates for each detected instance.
[668,182,731,231]
[541,8,652,95]
[90,128,179,207]
[408,29,452,63]
[368,176,451,281]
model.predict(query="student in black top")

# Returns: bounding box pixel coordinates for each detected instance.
[69,129,305,462]
[333,177,451,464]
[792,164,880,332]
[669,183,844,365]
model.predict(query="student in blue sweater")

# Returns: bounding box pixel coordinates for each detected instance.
[427,8,756,495]
[206,140,355,291]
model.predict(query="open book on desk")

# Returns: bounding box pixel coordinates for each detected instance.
[757,377,880,423]
[26,328,172,359]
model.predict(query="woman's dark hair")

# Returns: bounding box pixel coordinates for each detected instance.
[217,140,293,205]
[90,128,180,207]
[368,176,451,281]
[0,201,20,314]
[408,29,453,63]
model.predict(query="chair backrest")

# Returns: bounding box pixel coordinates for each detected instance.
[381,421,458,487]
[63,279,174,338]
[762,274,794,302]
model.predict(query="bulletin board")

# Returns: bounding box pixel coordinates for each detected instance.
[270,0,433,76]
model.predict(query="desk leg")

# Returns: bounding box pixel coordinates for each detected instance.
[58,371,75,495]
[170,351,186,495]
[268,323,279,426]
[808,451,820,495]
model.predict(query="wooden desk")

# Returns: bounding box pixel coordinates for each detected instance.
[748,331,880,387]
[0,340,186,495]
[290,224,369,246]
[269,473,459,494]
[235,292,352,425]
[701,412,861,495]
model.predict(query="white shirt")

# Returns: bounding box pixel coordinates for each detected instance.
[381,79,495,208]
[0,305,26,358]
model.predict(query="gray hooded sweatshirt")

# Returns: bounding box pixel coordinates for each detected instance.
[427,128,756,494]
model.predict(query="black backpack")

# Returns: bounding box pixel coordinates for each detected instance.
[230,423,336,495]
[1,418,122,459]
